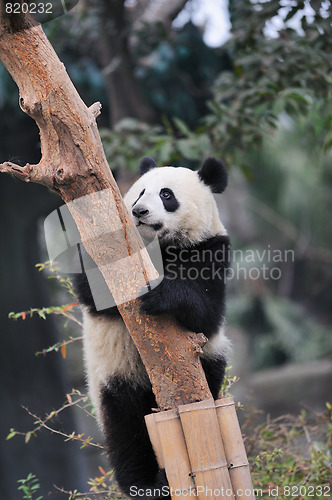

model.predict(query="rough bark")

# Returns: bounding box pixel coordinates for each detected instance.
[0,10,212,410]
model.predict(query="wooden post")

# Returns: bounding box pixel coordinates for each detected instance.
[178,400,234,500]
[146,410,196,499]
[215,398,256,500]
[145,413,165,469]
[146,398,256,500]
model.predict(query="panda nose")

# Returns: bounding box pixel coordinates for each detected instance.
[132,206,149,219]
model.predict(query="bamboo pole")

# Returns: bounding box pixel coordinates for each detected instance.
[215,398,255,500]
[145,410,196,499]
[145,413,165,469]
[178,399,235,500]
[146,399,256,500]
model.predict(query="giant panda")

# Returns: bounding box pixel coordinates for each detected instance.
[73,157,231,499]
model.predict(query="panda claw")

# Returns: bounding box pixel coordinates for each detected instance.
[139,287,164,316]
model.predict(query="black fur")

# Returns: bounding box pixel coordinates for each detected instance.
[140,157,157,175]
[198,157,228,193]
[133,189,146,208]
[200,356,228,400]
[101,378,170,500]
[73,235,231,334]
[140,235,230,337]
[73,271,120,318]
[159,188,180,213]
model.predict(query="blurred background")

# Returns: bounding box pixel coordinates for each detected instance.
[0,0,331,498]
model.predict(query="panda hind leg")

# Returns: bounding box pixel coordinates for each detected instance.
[200,356,227,400]
[100,377,170,500]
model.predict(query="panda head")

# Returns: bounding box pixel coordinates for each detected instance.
[124,157,228,246]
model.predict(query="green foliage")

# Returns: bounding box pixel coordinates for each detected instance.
[231,114,332,330]
[135,22,231,127]
[245,403,332,498]
[8,304,77,322]
[220,365,240,398]
[229,294,332,369]
[17,474,43,500]
[101,3,332,171]
[35,261,76,297]
[250,117,332,249]
[207,0,332,167]
[100,117,213,171]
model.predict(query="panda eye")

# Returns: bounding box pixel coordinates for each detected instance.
[160,189,172,200]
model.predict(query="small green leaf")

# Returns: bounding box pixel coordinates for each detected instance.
[37,310,46,320]
[6,431,16,440]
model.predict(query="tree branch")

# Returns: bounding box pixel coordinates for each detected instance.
[0,162,33,182]
[0,10,212,410]
[134,0,189,27]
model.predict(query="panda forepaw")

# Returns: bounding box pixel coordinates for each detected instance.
[139,283,165,316]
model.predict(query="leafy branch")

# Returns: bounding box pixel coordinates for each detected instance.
[244,403,332,491]
[54,467,124,500]
[34,334,83,358]
[8,260,83,358]
[220,365,240,399]
[7,390,102,450]
[17,474,43,500]
[35,261,76,297]
[8,303,81,324]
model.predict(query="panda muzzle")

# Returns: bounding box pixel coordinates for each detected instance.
[132,206,149,219]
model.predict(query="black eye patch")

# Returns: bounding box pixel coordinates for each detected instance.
[132,189,145,207]
[159,188,180,212]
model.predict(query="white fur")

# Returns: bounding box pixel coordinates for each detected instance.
[124,167,227,246]
[82,309,149,419]
[201,325,232,361]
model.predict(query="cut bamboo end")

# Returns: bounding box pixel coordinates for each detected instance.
[215,398,256,500]
[178,399,235,500]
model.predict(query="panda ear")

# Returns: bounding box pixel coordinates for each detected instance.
[140,157,157,176]
[198,157,228,193]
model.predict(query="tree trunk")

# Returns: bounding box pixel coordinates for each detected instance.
[90,0,156,126]
[134,0,189,27]
[0,10,212,410]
